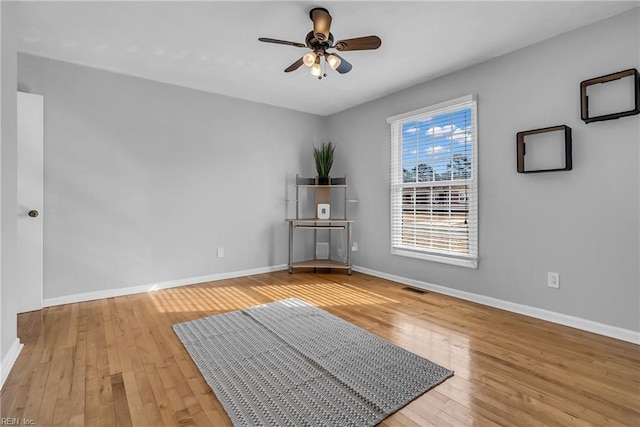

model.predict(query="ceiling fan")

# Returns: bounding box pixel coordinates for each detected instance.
[258,7,382,79]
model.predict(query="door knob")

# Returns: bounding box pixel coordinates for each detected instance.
[28,210,39,218]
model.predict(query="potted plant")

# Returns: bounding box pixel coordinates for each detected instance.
[313,142,335,185]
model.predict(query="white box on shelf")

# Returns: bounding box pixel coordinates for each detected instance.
[316,242,329,259]
[317,203,330,219]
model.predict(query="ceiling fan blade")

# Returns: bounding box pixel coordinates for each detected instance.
[284,57,305,73]
[258,38,306,48]
[310,7,332,43]
[332,53,353,74]
[334,36,382,52]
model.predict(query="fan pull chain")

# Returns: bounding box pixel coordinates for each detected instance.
[321,56,328,79]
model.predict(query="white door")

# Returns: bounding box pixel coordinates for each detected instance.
[16,91,44,313]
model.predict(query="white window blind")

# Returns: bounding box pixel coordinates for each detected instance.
[388,95,478,268]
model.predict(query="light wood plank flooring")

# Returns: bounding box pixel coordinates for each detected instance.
[1,271,639,426]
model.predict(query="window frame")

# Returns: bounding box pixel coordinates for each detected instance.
[387,94,478,269]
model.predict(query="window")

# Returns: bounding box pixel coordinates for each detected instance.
[388,95,478,268]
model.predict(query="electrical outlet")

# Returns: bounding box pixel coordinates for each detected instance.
[217,247,224,258]
[352,242,358,252]
[548,272,559,288]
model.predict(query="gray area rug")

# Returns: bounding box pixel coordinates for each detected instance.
[173,298,453,427]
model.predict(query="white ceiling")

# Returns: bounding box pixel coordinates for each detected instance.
[15,1,639,116]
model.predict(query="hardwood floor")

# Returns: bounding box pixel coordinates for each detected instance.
[1,271,639,426]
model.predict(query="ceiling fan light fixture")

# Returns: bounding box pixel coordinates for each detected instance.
[258,7,381,77]
[310,62,322,77]
[326,54,341,70]
[303,51,317,67]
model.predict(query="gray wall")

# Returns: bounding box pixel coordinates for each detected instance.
[18,54,325,300]
[327,8,640,332]
[1,1,19,370]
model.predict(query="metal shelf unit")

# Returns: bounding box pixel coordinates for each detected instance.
[286,175,354,274]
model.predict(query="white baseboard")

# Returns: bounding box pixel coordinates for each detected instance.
[1,338,24,389]
[353,265,640,345]
[43,264,288,308]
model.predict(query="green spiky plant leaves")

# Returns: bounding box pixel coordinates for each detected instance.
[313,142,335,183]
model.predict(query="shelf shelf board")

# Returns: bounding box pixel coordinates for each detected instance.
[296,225,345,230]
[286,218,355,223]
[290,259,351,269]
[296,184,347,188]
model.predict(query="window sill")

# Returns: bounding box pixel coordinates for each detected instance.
[391,248,478,269]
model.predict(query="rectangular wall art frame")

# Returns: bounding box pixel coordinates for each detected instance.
[580,68,640,123]
[516,125,572,173]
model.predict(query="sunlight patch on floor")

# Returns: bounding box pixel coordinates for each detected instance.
[149,284,260,313]
[148,276,399,313]
[250,281,398,307]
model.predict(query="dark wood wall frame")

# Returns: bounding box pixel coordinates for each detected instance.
[516,125,572,173]
[580,68,640,123]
